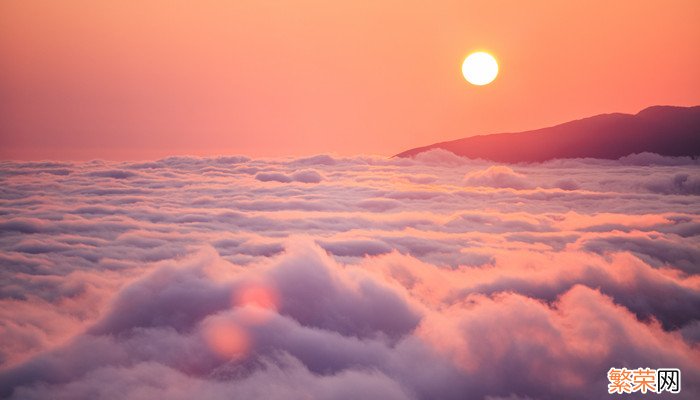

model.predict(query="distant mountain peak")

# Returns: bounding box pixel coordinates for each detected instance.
[636,104,694,117]
[395,105,700,163]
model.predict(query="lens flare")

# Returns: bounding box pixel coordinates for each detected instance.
[202,319,249,360]
[232,283,280,324]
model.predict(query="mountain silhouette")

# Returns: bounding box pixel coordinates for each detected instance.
[395,105,700,162]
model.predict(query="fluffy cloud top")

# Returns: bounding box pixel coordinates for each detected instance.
[0,153,698,399]
[463,166,533,189]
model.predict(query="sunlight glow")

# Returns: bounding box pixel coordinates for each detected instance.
[462,52,499,86]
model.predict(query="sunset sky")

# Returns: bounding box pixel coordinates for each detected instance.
[1,0,699,159]
[2,3,700,398]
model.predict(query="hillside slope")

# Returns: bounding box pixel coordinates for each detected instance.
[395,105,700,162]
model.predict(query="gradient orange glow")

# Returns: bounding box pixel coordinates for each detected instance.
[235,285,279,311]
[233,283,280,324]
[1,0,699,159]
[202,318,250,360]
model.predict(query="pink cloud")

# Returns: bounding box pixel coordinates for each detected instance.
[0,154,699,398]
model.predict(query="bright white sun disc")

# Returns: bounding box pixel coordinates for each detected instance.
[462,52,498,86]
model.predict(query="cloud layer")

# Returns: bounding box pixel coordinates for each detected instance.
[0,151,699,399]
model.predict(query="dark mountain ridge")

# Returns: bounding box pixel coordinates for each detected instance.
[395,105,700,162]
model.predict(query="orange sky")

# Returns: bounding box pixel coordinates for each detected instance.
[1,0,699,160]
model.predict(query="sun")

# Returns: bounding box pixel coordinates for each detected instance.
[462,52,499,86]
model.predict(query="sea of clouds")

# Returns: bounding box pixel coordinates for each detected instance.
[0,150,698,399]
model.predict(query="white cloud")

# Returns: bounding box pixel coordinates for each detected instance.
[0,153,699,399]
